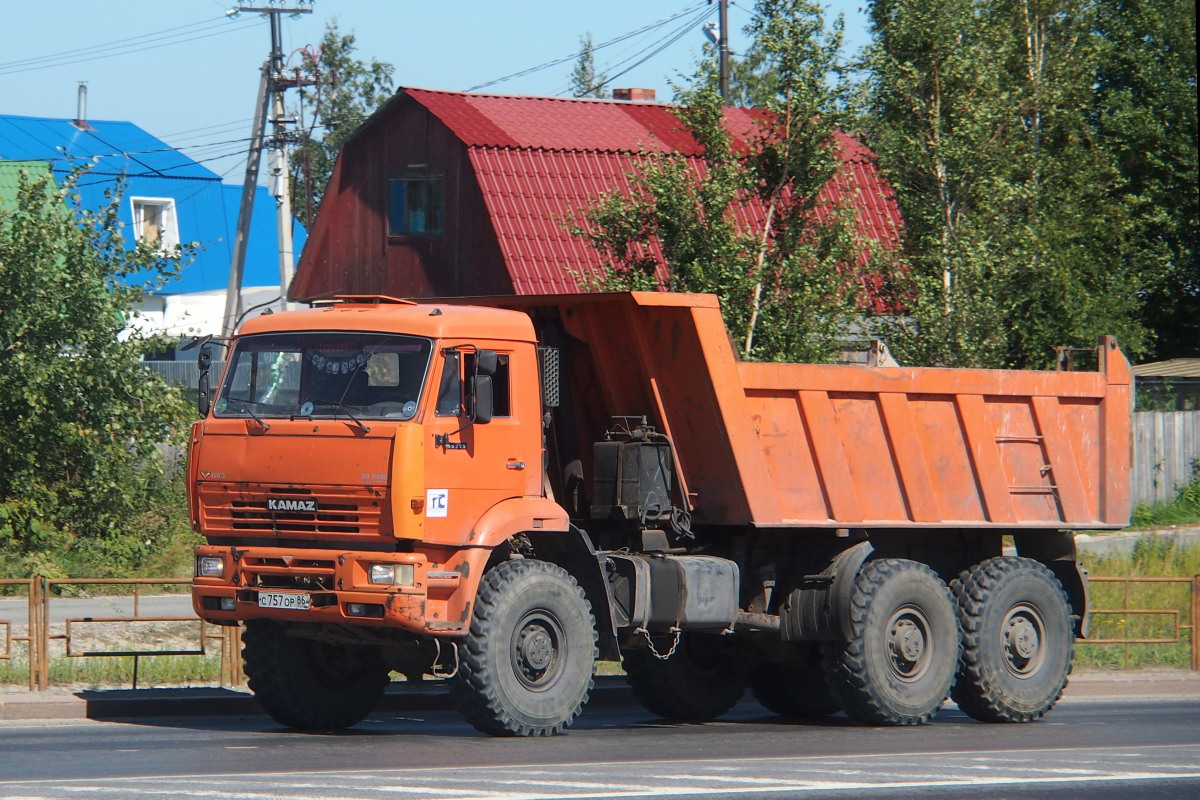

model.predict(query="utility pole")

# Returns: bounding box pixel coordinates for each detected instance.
[718,0,730,102]
[222,65,269,337]
[221,4,314,337]
[708,0,730,101]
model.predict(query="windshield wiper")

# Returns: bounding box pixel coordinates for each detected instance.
[225,396,271,431]
[311,396,371,434]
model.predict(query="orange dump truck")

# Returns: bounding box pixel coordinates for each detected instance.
[189,291,1131,735]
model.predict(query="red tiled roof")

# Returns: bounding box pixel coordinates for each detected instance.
[402,88,903,301]
[468,148,662,294]
[407,88,742,154]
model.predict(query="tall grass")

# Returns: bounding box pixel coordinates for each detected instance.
[0,654,224,690]
[1130,473,1200,529]
[1077,537,1200,669]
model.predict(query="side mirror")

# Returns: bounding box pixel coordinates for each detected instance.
[475,349,498,377]
[197,345,213,417]
[469,374,494,424]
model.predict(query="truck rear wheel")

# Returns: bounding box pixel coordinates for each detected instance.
[242,619,391,731]
[821,558,958,726]
[750,645,841,718]
[951,556,1073,722]
[622,632,748,722]
[453,558,598,736]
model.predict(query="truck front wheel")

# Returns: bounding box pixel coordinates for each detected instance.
[622,632,749,722]
[242,619,391,731]
[453,558,598,736]
[951,556,1073,722]
[821,558,959,726]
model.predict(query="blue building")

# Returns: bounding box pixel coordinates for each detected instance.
[0,113,305,343]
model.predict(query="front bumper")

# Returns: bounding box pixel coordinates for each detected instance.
[191,545,470,635]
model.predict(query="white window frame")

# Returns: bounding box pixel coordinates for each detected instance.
[130,197,180,251]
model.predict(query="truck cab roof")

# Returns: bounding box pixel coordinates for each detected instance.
[237,298,538,343]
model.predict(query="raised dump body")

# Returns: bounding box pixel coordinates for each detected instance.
[483,291,1132,532]
[191,290,1132,738]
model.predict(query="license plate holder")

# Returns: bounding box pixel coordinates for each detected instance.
[257,591,311,610]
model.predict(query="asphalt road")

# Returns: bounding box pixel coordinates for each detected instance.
[0,594,194,625]
[0,695,1196,799]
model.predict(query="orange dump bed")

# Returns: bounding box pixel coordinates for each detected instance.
[483,292,1132,531]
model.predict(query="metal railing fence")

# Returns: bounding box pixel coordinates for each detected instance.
[1,573,1196,691]
[1,577,240,691]
[1077,575,1200,671]
[38,578,242,691]
[0,578,38,690]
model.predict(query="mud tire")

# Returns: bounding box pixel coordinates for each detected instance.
[748,642,844,719]
[950,556,1073,723]
[750,645,841,718]
[242,619,391,731]
[821,558,959,726]
[623,632,748,722]
[452,559,597,736]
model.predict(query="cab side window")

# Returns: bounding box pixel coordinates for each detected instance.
[435,352,461,416]
[434,351,511,417]
[490,355,511,417]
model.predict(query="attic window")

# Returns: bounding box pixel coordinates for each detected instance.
[130,197,180,251]
[389,178,444,236]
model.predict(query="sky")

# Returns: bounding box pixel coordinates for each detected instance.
[0,1,870,181]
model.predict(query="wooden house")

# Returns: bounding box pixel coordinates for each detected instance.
[289,87,903,305]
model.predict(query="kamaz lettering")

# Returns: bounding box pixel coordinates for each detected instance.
[267,498,318,512]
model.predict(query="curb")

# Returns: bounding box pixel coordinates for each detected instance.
[3,673,1197,723]
[0,676,637,722]
[1065,670,1200,699]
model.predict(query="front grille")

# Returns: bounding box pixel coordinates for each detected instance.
[199,484,389,539]
[232,499,361,533]
[242,554,337,591]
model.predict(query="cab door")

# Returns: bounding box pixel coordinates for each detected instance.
[420,344,540,546]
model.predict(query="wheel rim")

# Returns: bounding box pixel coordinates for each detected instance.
[1001,602,1046,678]
[511,610,563,691]
[886,604,933,682]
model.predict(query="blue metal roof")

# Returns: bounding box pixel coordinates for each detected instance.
[0,114,217,180]
[0,114,305,294]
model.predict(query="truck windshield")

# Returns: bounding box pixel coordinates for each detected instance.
[214,332,433,421]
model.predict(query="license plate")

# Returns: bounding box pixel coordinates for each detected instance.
[257,591,311,610]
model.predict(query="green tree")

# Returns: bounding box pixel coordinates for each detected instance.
[692,9,849,111]
[863,0,1179,368]
[569,33,610,99]
[574,0,870,363]
[1095,0,1198,360]
[0,167,193,577]
[289,19,395,225]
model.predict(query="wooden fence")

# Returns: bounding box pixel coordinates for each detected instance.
[1133,411,1200,507]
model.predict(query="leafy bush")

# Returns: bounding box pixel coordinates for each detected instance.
[1131,471,1200,529]
[0,166,194,578]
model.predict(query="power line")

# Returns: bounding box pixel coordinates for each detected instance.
[0,17,229,69]
[555,4,715,97]
[161,118,255,141]
[28,135,259,171]
[0,16,263,76]
[68,143,259,189]
[621,7,716,74]
[463,3,709,92]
